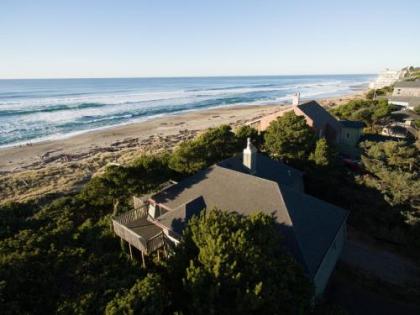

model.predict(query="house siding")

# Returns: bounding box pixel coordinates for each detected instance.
[313,223,347,297]
[393,87,420,97]
[339,127,362,147]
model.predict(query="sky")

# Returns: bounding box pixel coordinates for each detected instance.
[1,0,419,79]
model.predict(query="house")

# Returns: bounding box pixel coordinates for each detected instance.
[389,79,420,110]
[247,93,300,131]
[338,120,365,147]
[293,100,342,143]
[112,139,349,297]
[369,68,408,89]
[381,125,412,139]
[390,109,420,127]
[247,95,343,144]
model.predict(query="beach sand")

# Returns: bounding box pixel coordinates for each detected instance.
[0,91,365,203]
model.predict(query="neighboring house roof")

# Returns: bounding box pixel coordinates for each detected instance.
[359,134,402,143]
[391,110,420,121]
[339,120,365,129]
[389,96,420,107]
[295,100,341,130]
[150,154,348,278]
[382,125,411,138]
[394,80,420,88]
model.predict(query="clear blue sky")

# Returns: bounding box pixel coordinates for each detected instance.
[1,0,419,79]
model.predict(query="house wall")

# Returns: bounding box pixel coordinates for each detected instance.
[393,87,420,97]
[293,106,315,128]
[339,127,362,147]
[313,223,347,297]
[258,110,288,131]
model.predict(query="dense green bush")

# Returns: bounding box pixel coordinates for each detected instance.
[331,99,397,126]
[366,86,393,100]
[106,273,169,315]
[169,124,245,175]
[234,125,260,148]
[264,111,316,165]
[167,210,313,314]
[360,141,419,208]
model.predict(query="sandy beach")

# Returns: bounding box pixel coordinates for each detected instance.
[0,92,365,204]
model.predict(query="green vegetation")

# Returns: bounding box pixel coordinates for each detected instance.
[309,138,336,168]
[234,124,261,148]
[1,97,419,313]
[264,111,316,165]
[105,274,169,315]
[366,85,394,100]
[366,86,394,100]
[169,210,312,314]
[169,124,257,175]
[331,99,398,127]
[106,210,312,315]
[404,67,420,81]
[359,141,420,246]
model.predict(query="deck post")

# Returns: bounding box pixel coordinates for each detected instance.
[157,249,160,262]
[163,241,167,258]
[141,251,146,268]
[129,243,133,259]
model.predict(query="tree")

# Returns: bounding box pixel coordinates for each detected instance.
[105,274,169,315]
[167,209,313,315]
[309,138,333,167]
[169,140,208,175]
[360,141,419,207]
[331,99,396,127]
[80,154,173,210]
[169,125,239,174]
[264,111,316,164]
[234,125,260,149]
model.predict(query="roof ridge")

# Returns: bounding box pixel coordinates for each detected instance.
[213,163,282,186]
[275,184,310,270]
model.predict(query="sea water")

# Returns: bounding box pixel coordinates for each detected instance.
[0,75,374,147]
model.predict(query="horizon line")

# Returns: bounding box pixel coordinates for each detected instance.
[0,72,376,80]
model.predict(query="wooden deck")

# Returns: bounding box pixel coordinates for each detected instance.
[112,205,165,256]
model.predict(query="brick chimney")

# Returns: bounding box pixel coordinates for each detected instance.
[243,138,257,174]
[292,92,300,106]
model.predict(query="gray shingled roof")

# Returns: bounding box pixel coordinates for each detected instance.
[296,100,341,130]
[217,153,304,192]
[150,155,348,278]
[157,196,205,235]
[389,96,420,107]
[339,120,365,129]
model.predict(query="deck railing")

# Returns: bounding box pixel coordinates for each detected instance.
[112,220,149,253]
[114,205,148,226]
[146,231,165,254]
[112,205,165,255]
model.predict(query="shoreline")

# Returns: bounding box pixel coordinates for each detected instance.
[0,91,365,172]
[0,90,366,204]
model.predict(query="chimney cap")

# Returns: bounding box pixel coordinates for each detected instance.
[247,137,251,147]
[292,92,300,106]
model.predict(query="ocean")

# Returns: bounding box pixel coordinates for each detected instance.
[0,75,374,148]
